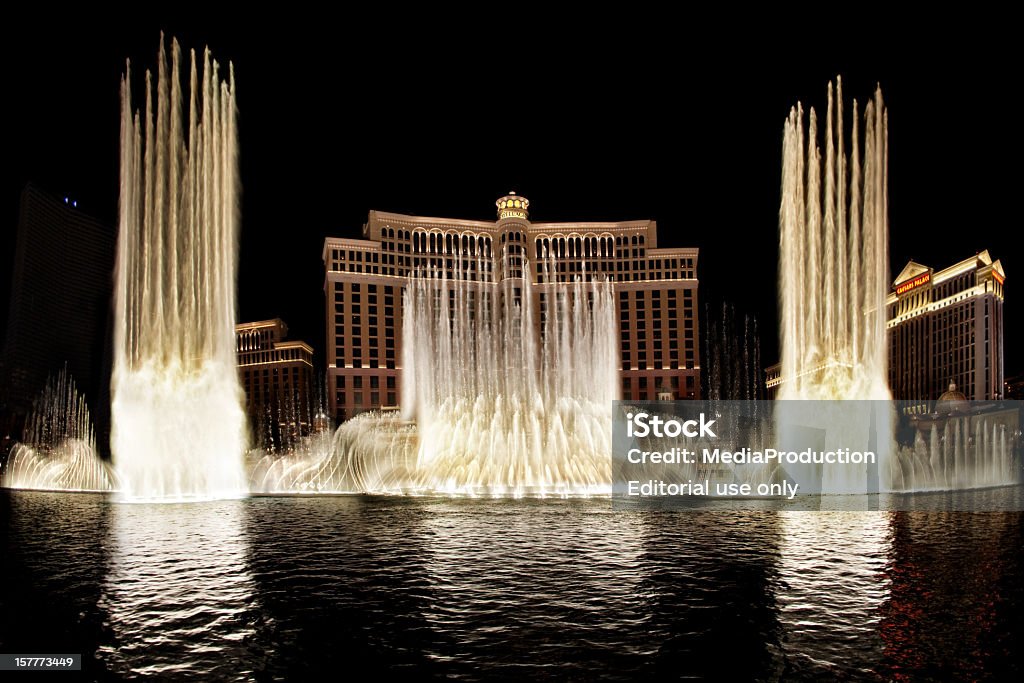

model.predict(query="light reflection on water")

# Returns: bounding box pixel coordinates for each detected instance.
[776,512,892,678]
[1,490,1022,680]
[416,502,651,674]
[97,501,259,680]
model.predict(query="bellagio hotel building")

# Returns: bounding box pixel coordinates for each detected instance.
[322,193,700,420]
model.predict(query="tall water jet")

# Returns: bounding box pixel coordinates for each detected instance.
[111,37,246,500]
[776,80,893,494]
[778,79,890,400]
[398,260,617,495]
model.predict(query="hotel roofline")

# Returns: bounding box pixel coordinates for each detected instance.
[323,211,698,263]
[887,249,1005,306]
[236,318,289,331]
[365,209,659,233]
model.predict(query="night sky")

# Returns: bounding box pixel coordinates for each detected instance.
[4,20,1019,379]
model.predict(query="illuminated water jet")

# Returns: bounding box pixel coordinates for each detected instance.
[256,255,618,496]
[1,369,116,492]
[110,37,246,500]
[778,79,890,401]
[776,80,1018,493]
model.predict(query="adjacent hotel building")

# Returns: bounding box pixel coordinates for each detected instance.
[323,193,700,420]
[766,250,1006,404]
[888,251,1005,407]
[236,319,316,441]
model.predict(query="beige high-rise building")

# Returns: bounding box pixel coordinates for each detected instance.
[323,193,700,420]
[888,251,1005,409]
[236,319,316,442]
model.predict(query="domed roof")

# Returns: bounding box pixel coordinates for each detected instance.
[936,382,967,413]
[938,382,966,402]
[496,191,529,220]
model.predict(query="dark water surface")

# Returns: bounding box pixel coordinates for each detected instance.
[2,490,1022,681]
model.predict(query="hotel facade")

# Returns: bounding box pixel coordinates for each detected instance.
[236,319,316,444]
[323,193,700,420]
[887,251,1005,407]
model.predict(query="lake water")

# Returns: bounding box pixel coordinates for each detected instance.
[2,490,1022,680]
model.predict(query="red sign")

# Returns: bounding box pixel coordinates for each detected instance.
[895,272,931,295]
[994,271,1005,285]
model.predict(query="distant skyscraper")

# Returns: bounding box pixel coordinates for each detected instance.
[323,193,700,420]
[887,251,1005,409]
[1,184,115,444]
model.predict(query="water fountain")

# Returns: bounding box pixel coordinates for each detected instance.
[775,78,1017,494]
[770,80,890,494]
[704,302,762,401]
[5,60,1016,500]
[1,369,116,492]
[778,79,890,401]
[618,81,898,497]
[890,404,1019,491]
[110,37,247,500]
[254,254,618,496]
[619,80,1017,499]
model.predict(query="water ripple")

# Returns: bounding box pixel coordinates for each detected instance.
[2,490,1023,680]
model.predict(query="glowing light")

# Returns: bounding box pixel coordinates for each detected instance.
[895,272,930,295]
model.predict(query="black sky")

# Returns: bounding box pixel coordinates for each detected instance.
[4,19,1020,378]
